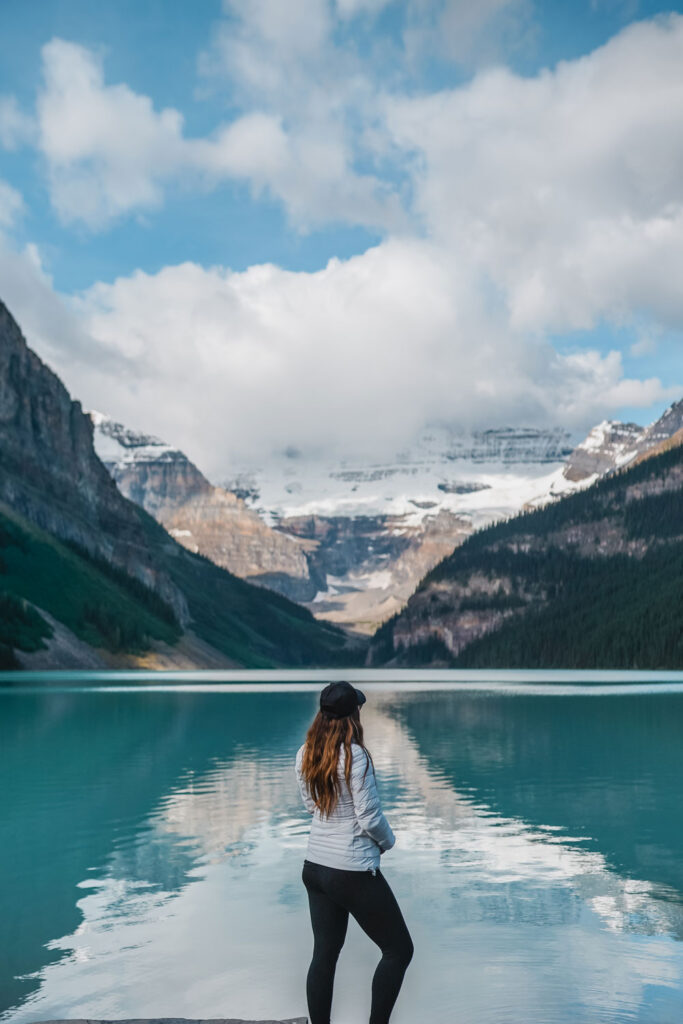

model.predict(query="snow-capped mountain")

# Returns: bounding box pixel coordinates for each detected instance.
[91,410,209,514]
[90,411,177,461]
[216,425,593,631]
[638,398,683,450]
[220,408,683,630]
[561,420,646,483]
[89,403,682,636]
[556,399,683,489]
[89,411,317,601]
[222,425,584,532]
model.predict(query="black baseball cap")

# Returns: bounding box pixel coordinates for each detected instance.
[320,680,366,719]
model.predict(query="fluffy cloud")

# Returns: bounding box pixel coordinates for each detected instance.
[402,0,533,68]
[196,113,405,231]
[5,11,683,474]
[0,237,126,374]
[34,14,683,332]
[37,39,188,228]
[0,179,24,229]
[36,29,402,233]
[198,0,407,231]
[385,14,683,333]
[0,95,35,150]
[45,239,671,480]
[335,0,395,17]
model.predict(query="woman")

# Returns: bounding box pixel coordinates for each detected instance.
[295,680,414,1024]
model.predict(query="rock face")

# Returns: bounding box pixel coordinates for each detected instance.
[562,420,646,482]
[637,398,683,450]
[561,400,683,483]
[92,409,479,633]
[0,297,355,668]
[220,425,587,631]
[91,412,211,513]
[91,413,319,602]
[223,425,581,530]
[431,425,575,462]
[92,415,482,625]
[163,493,320,602]
[630,426,683,465]
[281,509,472,633]
[0,301,189,625]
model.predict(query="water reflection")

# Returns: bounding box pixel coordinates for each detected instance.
[1,684,683,1023]
[387,690,683,897]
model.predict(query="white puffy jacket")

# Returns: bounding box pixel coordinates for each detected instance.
[295,740,396,872]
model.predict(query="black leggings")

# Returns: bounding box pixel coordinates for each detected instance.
[301,858,414,1024]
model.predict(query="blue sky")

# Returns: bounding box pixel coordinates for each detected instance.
[1,0,682,475]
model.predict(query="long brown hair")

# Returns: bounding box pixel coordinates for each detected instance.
[300,705,375,818]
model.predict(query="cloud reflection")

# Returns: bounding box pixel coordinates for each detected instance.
[5,691,683,1024]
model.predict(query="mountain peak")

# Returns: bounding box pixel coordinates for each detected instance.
[87,410,174,457]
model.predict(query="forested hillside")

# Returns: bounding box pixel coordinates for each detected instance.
[369,438,683,669]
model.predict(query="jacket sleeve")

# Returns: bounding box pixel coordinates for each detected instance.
[349,747,396,852]
[295,748,316,815]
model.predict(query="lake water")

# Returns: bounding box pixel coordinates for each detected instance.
[2,675,683,1024]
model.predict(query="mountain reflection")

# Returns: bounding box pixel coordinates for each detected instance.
[3,683,683,1024]
[383,690,683,899]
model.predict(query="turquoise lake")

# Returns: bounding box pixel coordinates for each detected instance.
[2,674,683,1024]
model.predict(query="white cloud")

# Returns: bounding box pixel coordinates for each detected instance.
[403,0,534,68]
[222,0,333,63]
[336,0,395,17]
[41,239,672,480]
[0,95,35,150]
[28,8,683,273]
[5,11,683,474]
[206,0,339,107]
[629,333,658,357]
[0,235,131,378]
[37,39,188,228]
[35,33,403,233]
[385,14,683,335]
[196,113,405,231]
[197,0,405,232]
[557,348,674,413]
[0,179,24,229]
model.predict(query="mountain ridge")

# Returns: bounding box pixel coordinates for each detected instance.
[368,414,683,669]
[90,411,320,602]
[90,399,682,636]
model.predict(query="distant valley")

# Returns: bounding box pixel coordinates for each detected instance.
[91,406,679,636]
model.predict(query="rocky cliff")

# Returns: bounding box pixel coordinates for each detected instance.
[0,301,188,625]
[91,412,211,513]
[561,420,646,482]
[93,403,682,637]
[560,400,683,484]
[432,425,575,462]
[280,508,472,633]
[0,298,358,668]
[91,413,318,602]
